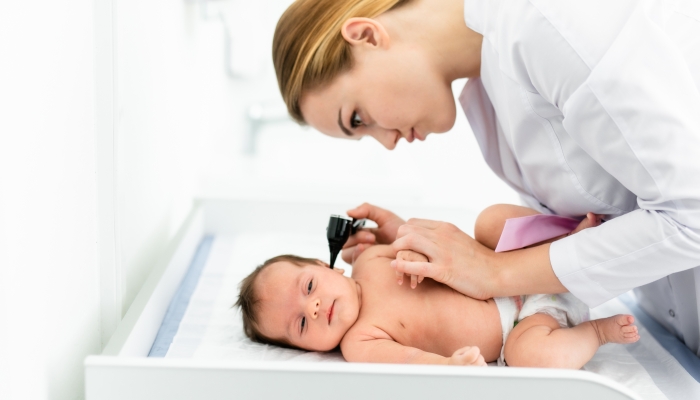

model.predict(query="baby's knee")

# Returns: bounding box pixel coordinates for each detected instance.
[503,314,560,367]
[475,204,541,249]
[474,204,510,248]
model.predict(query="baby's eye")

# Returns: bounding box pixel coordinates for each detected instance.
[307,280,313,294]
[301,317,306,333]
[350,112,363,128]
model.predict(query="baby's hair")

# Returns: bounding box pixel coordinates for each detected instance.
[235,254,323,349]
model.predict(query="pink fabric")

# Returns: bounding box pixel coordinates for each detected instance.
[494,214,580,253]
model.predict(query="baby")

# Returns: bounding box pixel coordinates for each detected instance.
[235,205,640,368]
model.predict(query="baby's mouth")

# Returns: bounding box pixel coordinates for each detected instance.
[327,301,335,325]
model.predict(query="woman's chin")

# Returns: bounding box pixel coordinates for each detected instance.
[432,115,457,135]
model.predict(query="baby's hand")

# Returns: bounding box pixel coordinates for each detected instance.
[448,346,486,367]
[396,250,427,288]
[571,212,604,235]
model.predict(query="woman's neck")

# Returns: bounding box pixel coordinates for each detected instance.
[378,0,483,82]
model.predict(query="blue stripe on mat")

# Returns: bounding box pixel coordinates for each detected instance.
[148,235,214,357]
[619,292,700,382]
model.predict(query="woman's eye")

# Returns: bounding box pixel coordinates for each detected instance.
[350,112,363,128]
[301,317,306,332]
[307,280,313,294]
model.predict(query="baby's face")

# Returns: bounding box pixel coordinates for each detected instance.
[256,261,361,351]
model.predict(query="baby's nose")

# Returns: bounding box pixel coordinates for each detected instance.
[307,298,320,320]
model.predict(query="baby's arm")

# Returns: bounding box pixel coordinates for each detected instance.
[342,330,485,366]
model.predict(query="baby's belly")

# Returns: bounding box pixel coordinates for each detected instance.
[381,293,503,361]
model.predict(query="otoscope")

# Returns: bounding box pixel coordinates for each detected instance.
[326,215,367,269]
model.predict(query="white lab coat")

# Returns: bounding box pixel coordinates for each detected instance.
[460,0,700,353]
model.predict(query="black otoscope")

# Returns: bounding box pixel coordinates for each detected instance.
[326,215,367,269]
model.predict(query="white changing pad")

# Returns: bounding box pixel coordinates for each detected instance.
[162,234,700,400]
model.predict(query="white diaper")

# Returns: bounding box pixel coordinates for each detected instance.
[493,294,590,366]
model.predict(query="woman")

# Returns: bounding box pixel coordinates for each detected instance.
[273,0,700,353]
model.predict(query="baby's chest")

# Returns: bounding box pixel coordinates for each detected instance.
[360,283,459,342]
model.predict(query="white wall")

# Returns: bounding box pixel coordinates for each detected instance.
[0,1,243,399]
[113,0,243,318]
[0,2,100,399]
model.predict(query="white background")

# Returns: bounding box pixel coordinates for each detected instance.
[0,1,517,399]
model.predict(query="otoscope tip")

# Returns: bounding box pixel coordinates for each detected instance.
[329,250,339,269]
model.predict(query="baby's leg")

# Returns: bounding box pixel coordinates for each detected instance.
[475,205,604,251]
[474,204,541,250]
[504,313,639,369]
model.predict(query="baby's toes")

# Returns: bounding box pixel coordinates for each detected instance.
[622,326,639,340]
[614,314,634,327]
[623,332,640,343]
[619,322,639,343]
[598,314,639,344]
[621,325,637,334]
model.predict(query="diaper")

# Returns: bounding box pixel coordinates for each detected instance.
[493,294,590,366]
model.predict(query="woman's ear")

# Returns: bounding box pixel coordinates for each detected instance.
[341,17,390,49]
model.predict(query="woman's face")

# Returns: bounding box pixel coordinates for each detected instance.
[299,23,458,150]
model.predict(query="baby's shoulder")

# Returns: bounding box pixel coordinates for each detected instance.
[352,245,394,274]
[340,319,393,351]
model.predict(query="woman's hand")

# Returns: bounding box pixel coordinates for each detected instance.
[341,203,406,264]
[390,218,498,300]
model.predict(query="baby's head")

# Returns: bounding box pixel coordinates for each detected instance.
[235,255,361,351]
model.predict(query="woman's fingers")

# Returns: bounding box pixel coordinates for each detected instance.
[404,218,443,230]
[347,203,406,244]
[343,230,376,249]
[396,249,429,263]
[341,230,377,263]
[396,223,438,242]
[347,203,399,226]
[392,233,436,260]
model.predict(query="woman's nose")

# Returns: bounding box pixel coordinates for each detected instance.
[370,128,398,150]
[307,298,320,320]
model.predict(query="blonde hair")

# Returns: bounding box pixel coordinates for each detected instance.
[273,0,413,124]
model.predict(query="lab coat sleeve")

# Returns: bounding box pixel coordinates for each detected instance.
[516,0,700,306]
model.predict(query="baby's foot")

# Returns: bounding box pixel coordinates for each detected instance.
[590,314,640,346]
